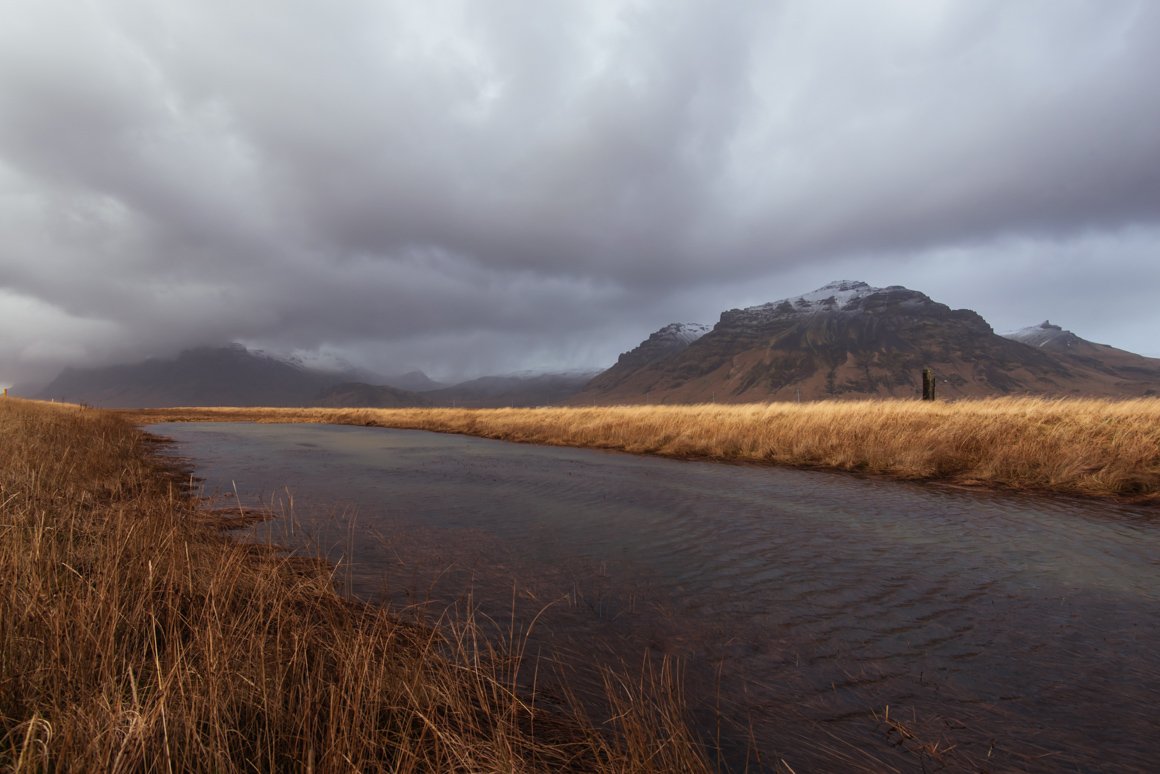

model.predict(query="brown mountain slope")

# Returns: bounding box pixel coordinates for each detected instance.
[576,281,1160,403]
[585,323,711,394]
[1004,321,1160,391]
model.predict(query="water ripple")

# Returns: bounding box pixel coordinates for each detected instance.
[154,422,1160,773]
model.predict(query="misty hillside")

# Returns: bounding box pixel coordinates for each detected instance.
[36,346,594,409]
[313,382,432,408]
[380,371,447,392]
[426,372,598,408]
[39,345,366,408]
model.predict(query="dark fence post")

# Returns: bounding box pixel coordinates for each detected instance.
[922,368,936,401]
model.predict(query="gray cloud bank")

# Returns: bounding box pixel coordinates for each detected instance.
[3,0,1159,387]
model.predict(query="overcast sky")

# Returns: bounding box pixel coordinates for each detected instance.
[2,0,1158,387]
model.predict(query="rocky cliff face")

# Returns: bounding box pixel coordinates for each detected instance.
[576,281,1160,403]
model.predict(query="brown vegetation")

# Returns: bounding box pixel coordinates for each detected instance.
[122,397,1160,502]
[0,398,709,772]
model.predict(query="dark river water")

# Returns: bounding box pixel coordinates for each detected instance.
[150,422,1160,772]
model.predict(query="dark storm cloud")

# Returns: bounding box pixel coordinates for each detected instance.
[3,0,1160,385]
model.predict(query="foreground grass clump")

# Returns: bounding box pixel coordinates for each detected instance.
[0,399,709,772]
[124,397,1160,502]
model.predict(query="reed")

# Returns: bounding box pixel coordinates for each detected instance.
[0,398,710,772]
[122,397,1160,502]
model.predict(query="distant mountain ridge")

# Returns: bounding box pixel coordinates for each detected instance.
[38,345,594,408]
[314,382,433,408]
[1001,320,1160,386]
[39,344,362,408]
[34,282,1160,408]
[426,372,598,408]
[382,370,447,392]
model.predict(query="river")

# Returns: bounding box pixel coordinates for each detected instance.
[150,422,1160,772]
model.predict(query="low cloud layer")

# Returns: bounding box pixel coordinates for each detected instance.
[3,0,1159,387]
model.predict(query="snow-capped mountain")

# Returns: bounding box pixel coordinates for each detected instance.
[576,281,1160,403]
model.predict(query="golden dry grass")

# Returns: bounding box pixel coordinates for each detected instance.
[0,398,710,772]
[122,397,1160,502]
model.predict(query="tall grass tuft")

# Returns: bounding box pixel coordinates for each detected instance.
[123,397,1160,502]
[0,398,710,772]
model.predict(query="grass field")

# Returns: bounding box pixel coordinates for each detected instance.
[11,396,1153,769]
[0,398,710,772]
[123,397,1160,502]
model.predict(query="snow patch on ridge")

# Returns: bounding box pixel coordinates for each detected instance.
[1003,320,1073,349]
[744,280,887,316]
[655,322,712,345]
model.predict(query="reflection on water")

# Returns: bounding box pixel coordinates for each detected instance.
[152,422,1160,772]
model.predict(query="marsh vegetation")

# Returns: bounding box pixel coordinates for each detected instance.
[124,397,1160,502]
[0,399,708,772]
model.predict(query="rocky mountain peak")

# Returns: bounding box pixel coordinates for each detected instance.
[741,280,881,317]
[620,322,711,364]
[720,281,950,330]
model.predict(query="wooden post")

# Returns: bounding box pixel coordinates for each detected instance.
[922,368,936,401]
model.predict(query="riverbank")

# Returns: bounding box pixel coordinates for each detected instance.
[0,398,709,772]
[122,397,1160,503]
